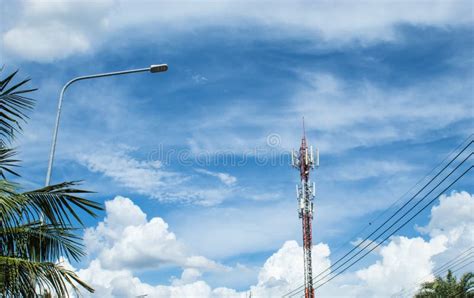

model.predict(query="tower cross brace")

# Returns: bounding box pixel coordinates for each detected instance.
[291,125,319,298]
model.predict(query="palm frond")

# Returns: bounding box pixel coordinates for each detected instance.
[0,181,101,296]
[415,270,474,297]
[21,181,102,226]
[0,69,99,296]
[0,256,94,297]
[0,221,85,262]
[1,181,102,230]
[0,147,20,178]
[0,69,36,145]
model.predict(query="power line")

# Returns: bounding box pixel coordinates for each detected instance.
[307,166,473,294]
[393,246,474,296]
[431,250,474,277]
[309,152,472,287]
[394,247,474,297]
[283,138,473,297]
[355,136,474,245]
[399,258,474,297]
[287,164,472,297]
[283,136,473,297]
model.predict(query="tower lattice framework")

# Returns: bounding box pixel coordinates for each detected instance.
[291,123,319,298]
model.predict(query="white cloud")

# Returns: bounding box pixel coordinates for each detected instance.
[171,268,202,286]
[417,190,474,289]
[84,196,224,272]
[75,195,240,297]
[250,240,331,297]
[183,70,473,155]
[3,24,90,61]
[334,190,474,297]
[332,159,415,181]
[77,239,331,298]
[77,145,281,207]
[74,191,473,297]
[77,259,215,298]
[2,0,115,62]
[418,191,474,241]
[195,168,237,186]
[2,0,472,62]
[354,235,447,297]
[291,73,473,153]
[78,147,182,197]
[78,147,235,206]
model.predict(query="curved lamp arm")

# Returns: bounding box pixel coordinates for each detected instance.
[45,64,168,186]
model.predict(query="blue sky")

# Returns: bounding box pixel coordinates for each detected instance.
[1,1,473,297]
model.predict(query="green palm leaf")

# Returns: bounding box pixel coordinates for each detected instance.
[1,222,85,262]
[415,270,474,297]
[0,69,36,146]
[0,256,94,296]
[1,181,102,230]
[0,70,101,296]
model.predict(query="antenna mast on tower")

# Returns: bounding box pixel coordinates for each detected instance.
[291,118,319,298]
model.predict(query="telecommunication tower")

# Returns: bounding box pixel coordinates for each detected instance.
[291,120,319,298]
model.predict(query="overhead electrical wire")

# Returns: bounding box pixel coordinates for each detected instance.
[308,165,473,295]
[396,247,474,296]
[329,135,474,260]
[283,137,473,297]
[283,136,473,297]
[394,247,474,297]
[308,152,472,286]
[322,135,472,263]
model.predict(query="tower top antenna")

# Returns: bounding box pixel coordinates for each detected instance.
[292,118,318,298]
[302,116,306,138]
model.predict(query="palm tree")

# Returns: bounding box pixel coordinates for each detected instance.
[0,69,103,296]
[415,270,473,298]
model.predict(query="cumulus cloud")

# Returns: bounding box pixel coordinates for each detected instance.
[2,0,472,62]
[77,259,215,298]
[75,195,237,297]
[84,196,224,272]
[354,236,447,297]
[334,190,474,297]
[78,239,331,298]
[74,195,307,297]
[250,240,331,297]
[418,191,474,241]
[74,191,473,297]
[417,191,474,286]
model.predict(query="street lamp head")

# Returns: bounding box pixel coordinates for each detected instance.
[150,64,168,73]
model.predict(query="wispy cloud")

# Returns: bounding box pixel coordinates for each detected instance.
[2,0,472,62]
[77,146,236,206]
[184,70,473,155]
[76,142,286,207]
[330,159,415,181]
[77,145,184,196]
[195,168,237,186]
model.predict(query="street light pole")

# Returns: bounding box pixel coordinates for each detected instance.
[45,64,168,186]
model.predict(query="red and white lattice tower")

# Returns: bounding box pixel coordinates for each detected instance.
[291,120,319,298]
